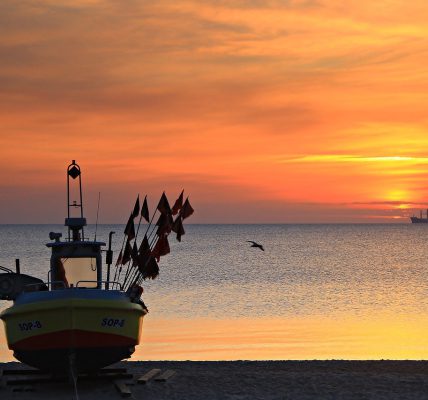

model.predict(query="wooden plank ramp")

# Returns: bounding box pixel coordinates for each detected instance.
[155,369,176,382]
[137,368,161,384]
[114,380,132,398]
[12,385,34,392]
[2,368,47,376]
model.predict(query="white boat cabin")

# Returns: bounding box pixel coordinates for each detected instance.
[47,217,105,289]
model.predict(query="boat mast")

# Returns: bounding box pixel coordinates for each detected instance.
[66,160,86,241]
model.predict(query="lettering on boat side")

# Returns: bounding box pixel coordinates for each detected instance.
[18,321,42,331]
[101,318,125,328]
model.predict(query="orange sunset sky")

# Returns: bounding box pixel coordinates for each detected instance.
[1,0,428,223]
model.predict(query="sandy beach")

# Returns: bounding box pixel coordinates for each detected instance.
[1,360,428,399]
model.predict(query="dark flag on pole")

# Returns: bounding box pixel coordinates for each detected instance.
[180,198,194,220]
[132,196,140,219]
[138,234,150,255]
[156,213,172,236]
[124,214,135,240]
[115,249,123,266]
[172,216,185,242]
[131,242,139,267]
[138,234,151,270]
[145,257,159,279]
[157,192,171,215]
[141,195,149,223]
[151,235,170,262]
[122,240,132,265]
[139,254,159,280]
[171,190,184,215]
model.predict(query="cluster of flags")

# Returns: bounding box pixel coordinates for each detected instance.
[114,191,194,289]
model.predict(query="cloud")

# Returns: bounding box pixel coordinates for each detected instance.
[279,155,428,164]
[1,1,428,222]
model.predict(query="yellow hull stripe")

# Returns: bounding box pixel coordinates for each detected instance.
[0,299,146,347]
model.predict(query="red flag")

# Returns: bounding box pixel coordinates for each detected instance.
[124,213,135,240]
[171,190,184,216]
[137,250,159,279]
[151,235,170,262]
[172,216,185,242]
[156,213,172,236]
[151,241,160,262]
[180,197,194,220]
[122,240,132,265]
[132,195,140,219]
[141,195,149,223]
[145,257,159,279]
[115,249,123,266]
[157,192,171,215]
[140,255,159,280]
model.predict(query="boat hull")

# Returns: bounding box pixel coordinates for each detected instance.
[13,346,135,373]
[0,290,146,372]
[410,217,428,223]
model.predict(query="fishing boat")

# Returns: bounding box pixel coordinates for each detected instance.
[0,160,193,373]
[410,209,428,223]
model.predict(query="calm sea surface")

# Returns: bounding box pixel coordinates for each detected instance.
[1,224,428,360]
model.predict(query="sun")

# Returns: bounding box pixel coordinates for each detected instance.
[385,190,410,203]
[383,190,414,210]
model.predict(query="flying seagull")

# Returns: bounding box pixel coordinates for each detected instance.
[247,241,265,251]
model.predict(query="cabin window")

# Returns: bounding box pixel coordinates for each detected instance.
[60,257,97,288]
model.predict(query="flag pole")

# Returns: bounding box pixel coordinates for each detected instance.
[113,234,127,282]
[124,224,159,289]
[125,192,175,290]
[123,195,149,287]
[123,201,158,289]
[125,222,161,290]
[122,242,137,289]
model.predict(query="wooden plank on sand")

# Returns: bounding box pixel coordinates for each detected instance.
[114,380,132,398]
[2,369,45,375]
[12,385,34,392]
[6,376,54,385]
[155,369,176,382]
[137,368,161,384]
[98,368,128,375]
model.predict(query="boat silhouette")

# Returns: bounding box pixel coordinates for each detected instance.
[410,209,428,223]
[0,161,147,373]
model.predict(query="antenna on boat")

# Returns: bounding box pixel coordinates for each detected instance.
[106,231,115,290]
[94,192,101,241]
[66,160,87,241]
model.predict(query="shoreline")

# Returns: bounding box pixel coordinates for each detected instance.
[1,360,428,399]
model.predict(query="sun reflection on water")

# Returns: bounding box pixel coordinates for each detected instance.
[132,315,428,361]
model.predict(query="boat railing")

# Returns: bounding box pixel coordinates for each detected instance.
[0,265,13,273]
[46,270,70,290]
[23,282,48,292]
[23,280,123,292]
[49,281,68,290]
[76,280,123,290]
[23,281,65,292]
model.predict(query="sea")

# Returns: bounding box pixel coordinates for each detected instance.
[1,223,428,361]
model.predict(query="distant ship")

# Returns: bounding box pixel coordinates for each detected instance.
[410,209,428,223]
